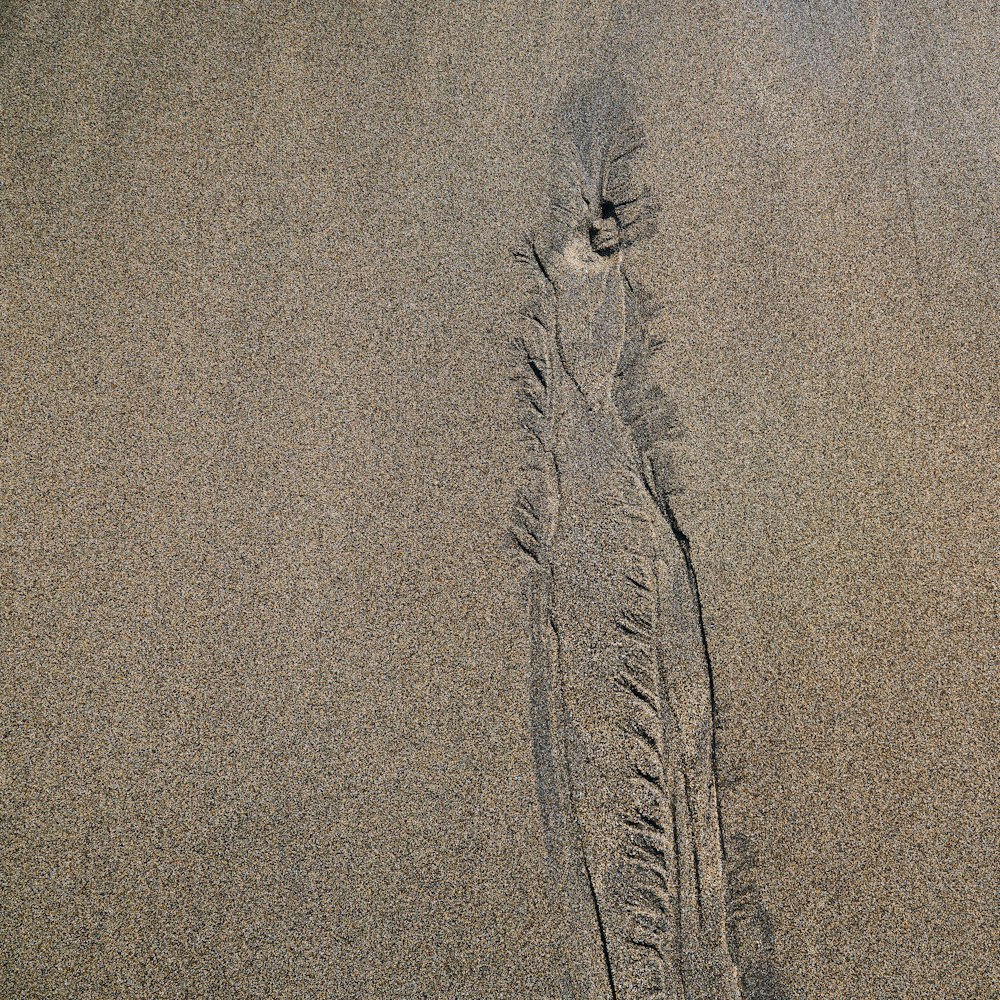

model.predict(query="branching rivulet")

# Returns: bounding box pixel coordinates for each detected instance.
[512,96,743,1000]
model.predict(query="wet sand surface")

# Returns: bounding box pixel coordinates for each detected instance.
[2,3,996,997]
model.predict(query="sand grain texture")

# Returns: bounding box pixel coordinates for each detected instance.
[1,3,996,998]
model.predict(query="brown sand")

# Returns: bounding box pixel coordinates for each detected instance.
[1,3,996,997]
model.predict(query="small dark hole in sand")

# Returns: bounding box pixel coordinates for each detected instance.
[590,199,621,257]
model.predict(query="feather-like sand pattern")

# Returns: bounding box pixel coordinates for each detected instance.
[513,102,745,1000]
